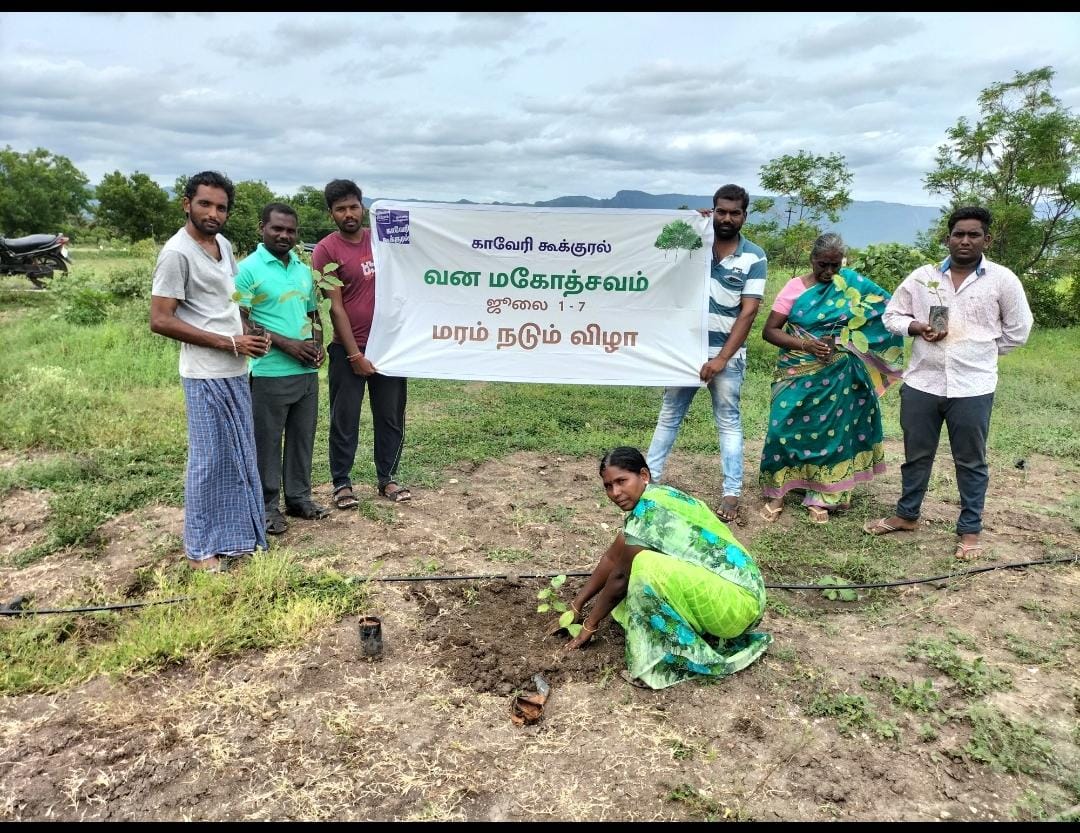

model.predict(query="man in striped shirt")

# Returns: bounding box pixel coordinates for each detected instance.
[645,184,768,522]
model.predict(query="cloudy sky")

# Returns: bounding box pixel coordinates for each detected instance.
[2,12,1078,208]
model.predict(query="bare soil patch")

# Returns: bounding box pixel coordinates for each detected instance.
[1,443,1077,820]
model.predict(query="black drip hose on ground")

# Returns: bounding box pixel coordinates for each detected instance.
[1,554,1076,617]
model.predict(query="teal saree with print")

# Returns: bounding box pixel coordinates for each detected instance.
[759,268,903,508]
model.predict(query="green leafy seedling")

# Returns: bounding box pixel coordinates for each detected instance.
[818,574,858,602]
[230,289,269,308]
[289,253,345,337]
[537,574,582,637]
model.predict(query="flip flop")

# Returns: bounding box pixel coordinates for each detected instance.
[808,506,829,524]
[760,504,783,524]
[954,542,984,561]
[716,496,739,523]
[863,517,907,536]
[187,555,223,572]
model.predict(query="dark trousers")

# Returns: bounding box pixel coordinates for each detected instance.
[896,385,994,535]
[327,342,407,491]
[251,373,319,513]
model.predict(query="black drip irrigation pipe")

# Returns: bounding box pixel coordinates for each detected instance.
[0,597,195,616]
[1,555,1076,617]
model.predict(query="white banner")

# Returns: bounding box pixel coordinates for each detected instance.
[365,201,713,386]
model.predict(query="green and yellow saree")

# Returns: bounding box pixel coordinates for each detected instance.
[612,484,771,689]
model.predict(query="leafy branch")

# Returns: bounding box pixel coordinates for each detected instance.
[830,273,886,356]
[230,287,269,310]
[284,252,344,338]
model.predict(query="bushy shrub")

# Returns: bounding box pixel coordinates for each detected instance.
[1020,273,1080,329]
[50,273,111,325]
[846,243,929,294]
[106,261,154,299]
[130,238,160,259]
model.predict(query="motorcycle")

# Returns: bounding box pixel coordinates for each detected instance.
[0,233,71,289]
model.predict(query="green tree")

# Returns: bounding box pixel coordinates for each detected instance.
[286,185,337,246]
[742,196,784,261]
[95,171,178,242]
[759,151,853,271]
[0,146,90,236]
[227,180,277,255]
[923,66,1080,326]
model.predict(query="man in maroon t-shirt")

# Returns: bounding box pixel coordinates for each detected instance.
[312,179,411,508]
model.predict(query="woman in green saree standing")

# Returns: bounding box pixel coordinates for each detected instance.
[562,447,770,690]
[759,234,904,523]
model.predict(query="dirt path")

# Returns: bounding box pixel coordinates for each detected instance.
[1,443,1078,820]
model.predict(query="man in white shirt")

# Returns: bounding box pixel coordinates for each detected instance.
[864,206,1033,560]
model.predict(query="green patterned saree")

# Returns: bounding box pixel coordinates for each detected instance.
[612,484,771,689]
[759,269,903,508]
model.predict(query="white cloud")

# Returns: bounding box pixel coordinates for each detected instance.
[790,13,925,60]
[0,11,1077,207]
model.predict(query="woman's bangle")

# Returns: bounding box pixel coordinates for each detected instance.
[581,621,598,634]
[346,351,363,361]
[229,335,238,357]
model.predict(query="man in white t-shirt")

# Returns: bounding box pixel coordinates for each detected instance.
[150,170,272,571]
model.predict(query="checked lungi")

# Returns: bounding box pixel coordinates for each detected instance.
[181,375,267,559]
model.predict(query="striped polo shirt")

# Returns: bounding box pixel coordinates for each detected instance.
[709,235,767,356]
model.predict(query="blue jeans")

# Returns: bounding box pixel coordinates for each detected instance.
[645,352,746,496]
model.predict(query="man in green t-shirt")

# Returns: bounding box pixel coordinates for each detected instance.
[235,203,329,535]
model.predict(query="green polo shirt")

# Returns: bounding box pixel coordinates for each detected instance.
[235,244,318,377]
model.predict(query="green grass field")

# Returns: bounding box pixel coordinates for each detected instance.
[2,251,1077,564]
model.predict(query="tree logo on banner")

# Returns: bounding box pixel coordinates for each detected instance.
[654,220,703,261]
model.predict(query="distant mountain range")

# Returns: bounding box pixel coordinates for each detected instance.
[467,190,941,248]
[363,189,941,248]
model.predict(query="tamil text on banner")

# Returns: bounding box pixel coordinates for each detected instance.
[364,202,713,386]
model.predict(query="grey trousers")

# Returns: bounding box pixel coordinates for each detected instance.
[251,373,319,512]
[896,384,994,535]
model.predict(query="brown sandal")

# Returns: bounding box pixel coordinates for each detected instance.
[333,485,359,510]
[379,481,412,502]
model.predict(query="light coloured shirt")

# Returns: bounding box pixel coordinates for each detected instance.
[152,227,246,379]
[883,256,1033,398]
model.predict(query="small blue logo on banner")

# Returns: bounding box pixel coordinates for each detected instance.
[375,209,410,244]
